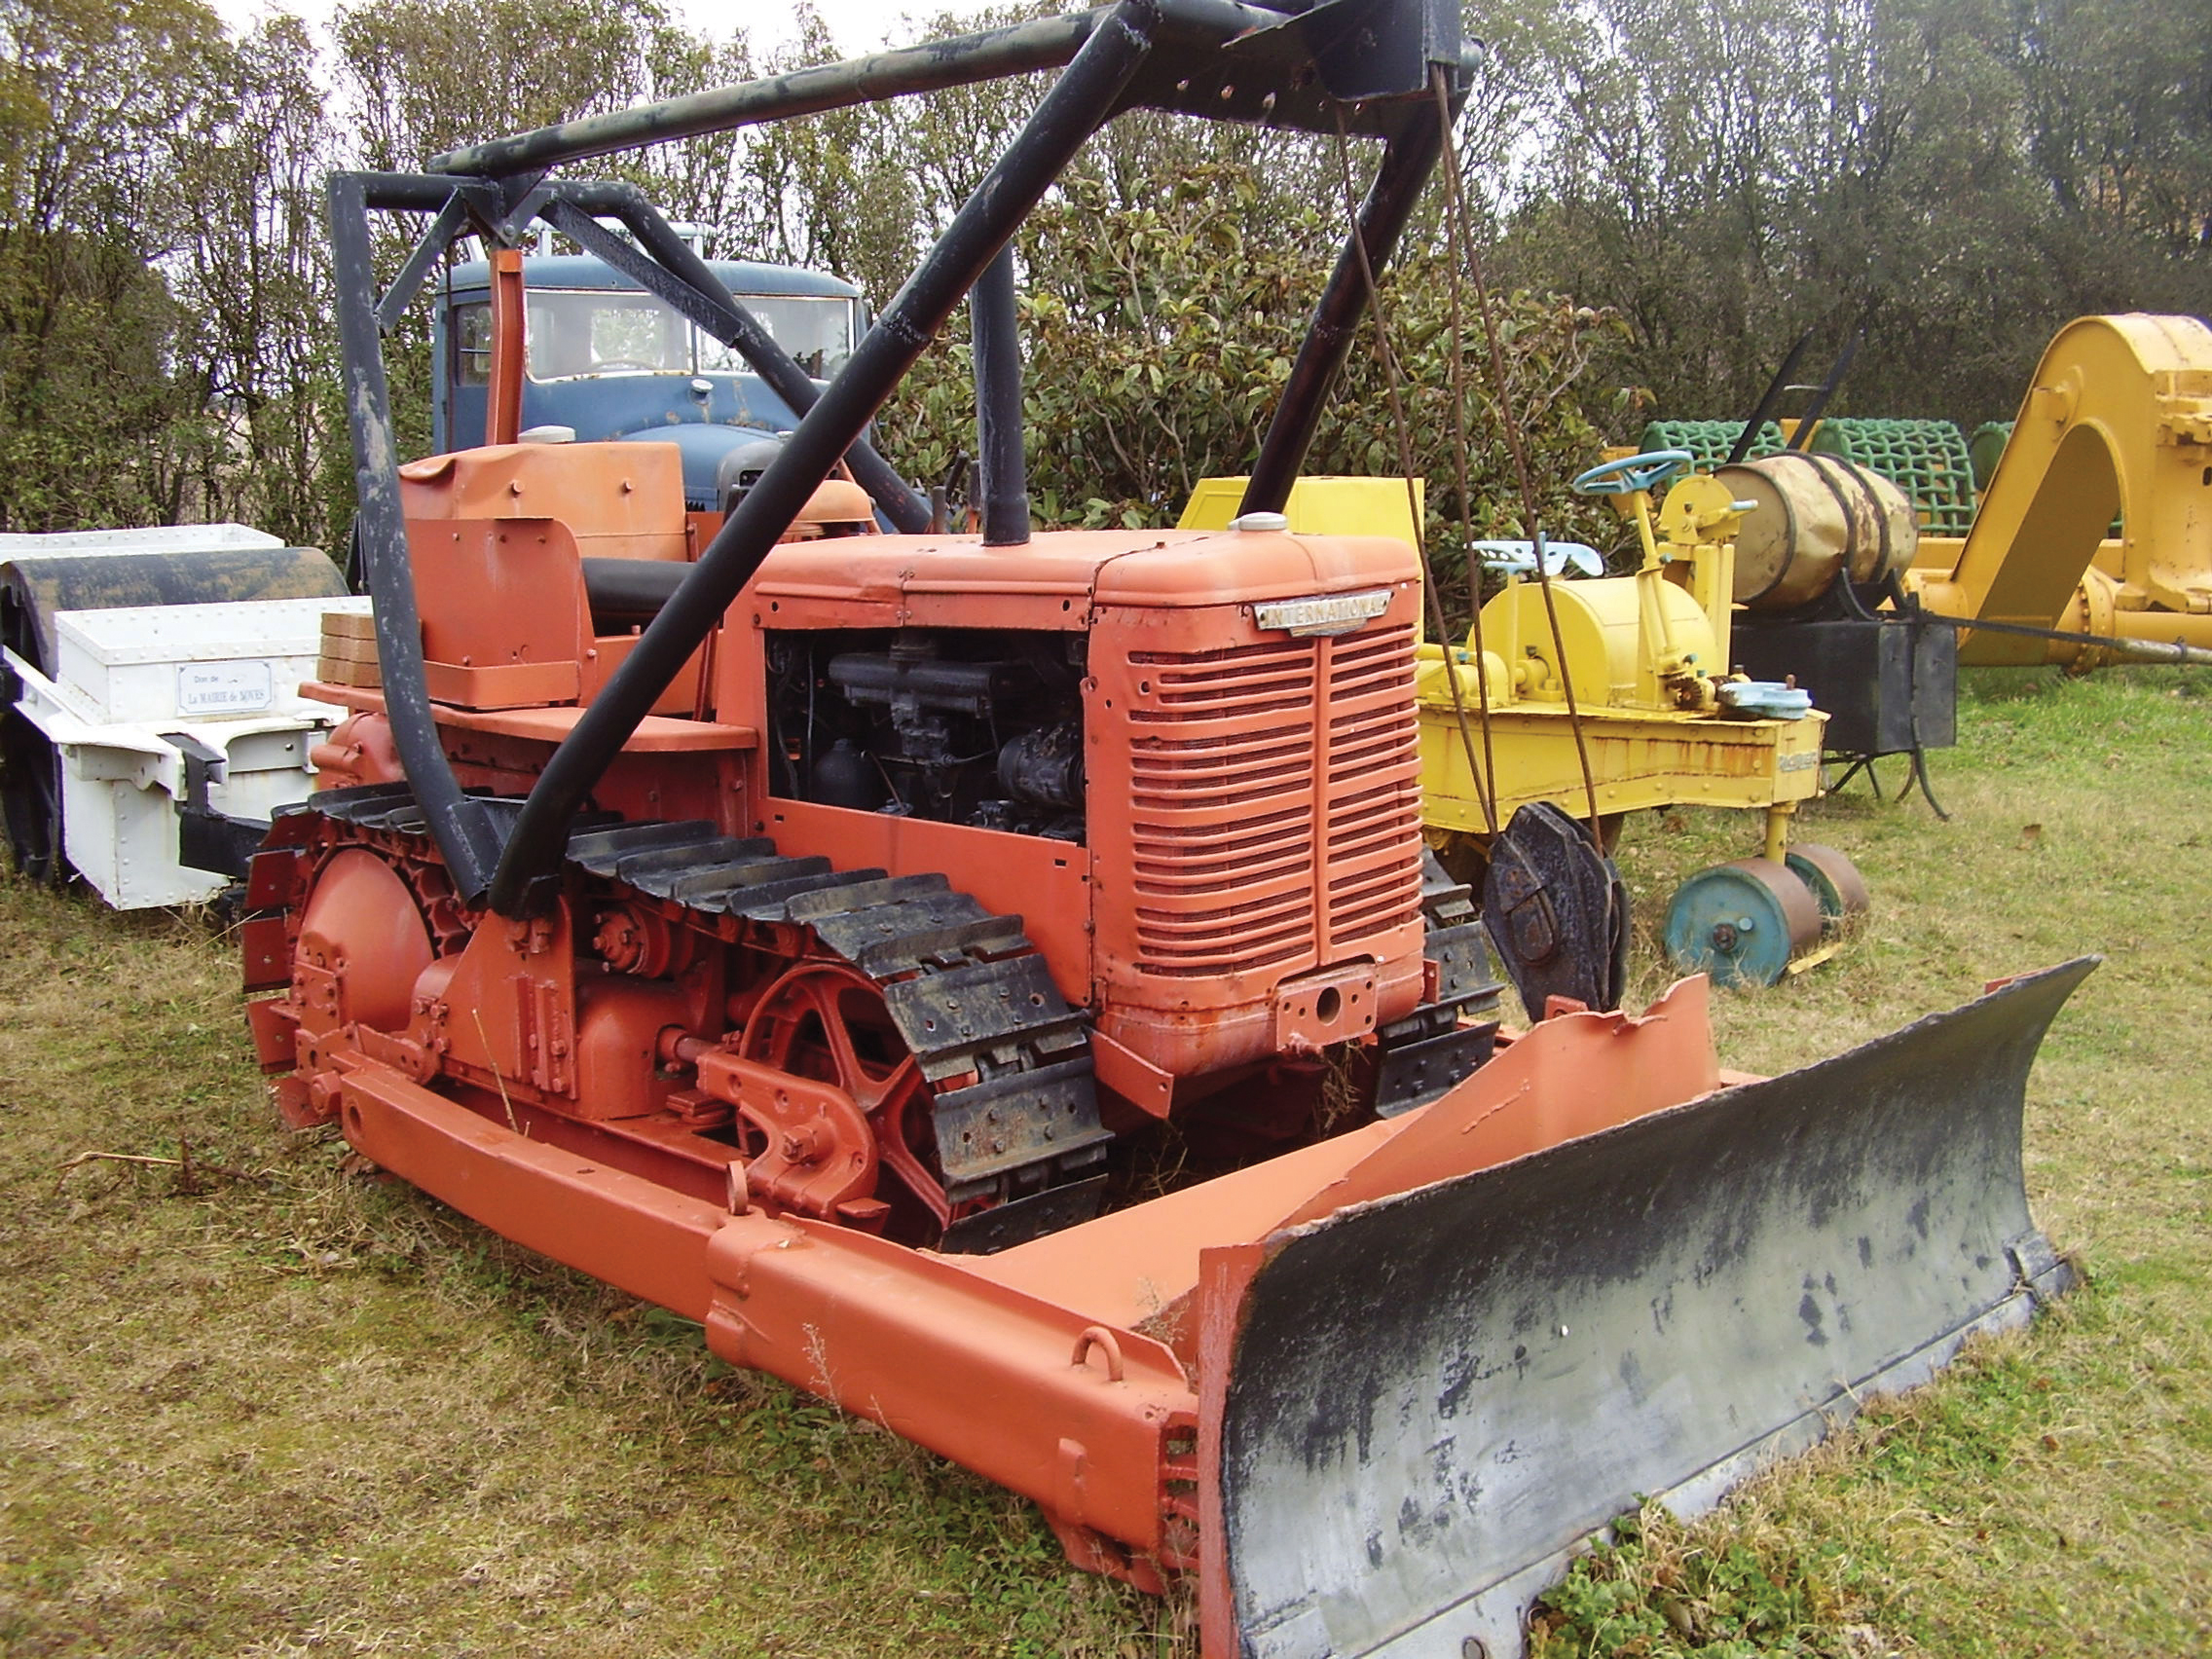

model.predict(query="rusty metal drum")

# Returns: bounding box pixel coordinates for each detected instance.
[1718,452,1919,611]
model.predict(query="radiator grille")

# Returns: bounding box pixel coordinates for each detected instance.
[1323,625,1423,941]
[1124,625,1421,976]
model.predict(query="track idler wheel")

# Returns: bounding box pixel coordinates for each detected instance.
[1662,857,1825,988]
[296,848,437,1032]
[273,842,439,1128]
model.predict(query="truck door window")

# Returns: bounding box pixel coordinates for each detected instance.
[452,302,492,386]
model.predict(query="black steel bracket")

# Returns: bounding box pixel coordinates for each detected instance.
[164,730,274,879]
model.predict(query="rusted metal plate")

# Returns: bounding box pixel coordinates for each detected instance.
[567,819,720,874]
[808,892,1027,973]
[671,855,832,904]
[612,835,772,883]
[1214,958,2093,1658]
[932,1055,1111,1194]
[939,1174,1110,1255]
[784,872,953,917]
[885,954,1088,1082]
[1371,1014,1497,1117]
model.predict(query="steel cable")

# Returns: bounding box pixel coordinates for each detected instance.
[1426,87,1602,830]
[1327,111,1499,839]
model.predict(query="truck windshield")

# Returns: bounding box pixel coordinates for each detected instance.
[523,289,858,382]
[690,295,856,379]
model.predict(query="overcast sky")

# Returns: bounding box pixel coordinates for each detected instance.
[207,0,954,61]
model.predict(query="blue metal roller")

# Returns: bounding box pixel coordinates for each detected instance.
[1663,858,1824,987]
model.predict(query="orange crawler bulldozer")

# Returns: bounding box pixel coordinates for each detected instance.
[243,5,2089,1652]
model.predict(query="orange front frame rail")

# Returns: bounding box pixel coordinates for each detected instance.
[328,977,1719,1635]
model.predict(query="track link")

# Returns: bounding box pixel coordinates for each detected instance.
[288,787,1111,1249]
[1373,848,1505,1116]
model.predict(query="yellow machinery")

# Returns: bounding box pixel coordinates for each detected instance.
[1181,474,1423,542]
[1899,314,2212,666]
[1180,463,1868,989]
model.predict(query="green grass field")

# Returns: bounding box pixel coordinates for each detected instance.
[2,667,2206,1657]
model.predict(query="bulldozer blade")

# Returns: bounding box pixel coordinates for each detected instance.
[1205,957,2093,1658]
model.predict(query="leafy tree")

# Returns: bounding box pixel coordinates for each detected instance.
[2013,0,2212,296]
[166,15,336,545]
[730,6,921,303]
[334,0,672,171]
[6,0,2207,554]
[1494,0,2211,429]
[874,157,1623,627]
[0,0,226,531]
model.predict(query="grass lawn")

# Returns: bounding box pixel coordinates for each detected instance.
[2,666,2205,1657]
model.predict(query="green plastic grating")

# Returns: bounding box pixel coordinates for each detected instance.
[1968,421,2013,492]
[1640,420,1785,470]
[1806,418,1977,536]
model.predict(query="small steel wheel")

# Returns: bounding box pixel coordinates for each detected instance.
[1784,842,1870,933]
[1662,858,1824,988]
[0,707,66,886]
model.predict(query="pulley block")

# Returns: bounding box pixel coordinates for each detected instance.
[1480,801,1630,1014]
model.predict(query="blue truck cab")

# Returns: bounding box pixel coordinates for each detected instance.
[431,252,866,509]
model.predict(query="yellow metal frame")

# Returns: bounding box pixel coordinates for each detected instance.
[1413,700,1825,833]
[1176,476,1423,543]
[1179,474,1829,864]
[1903,313,2212,666]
